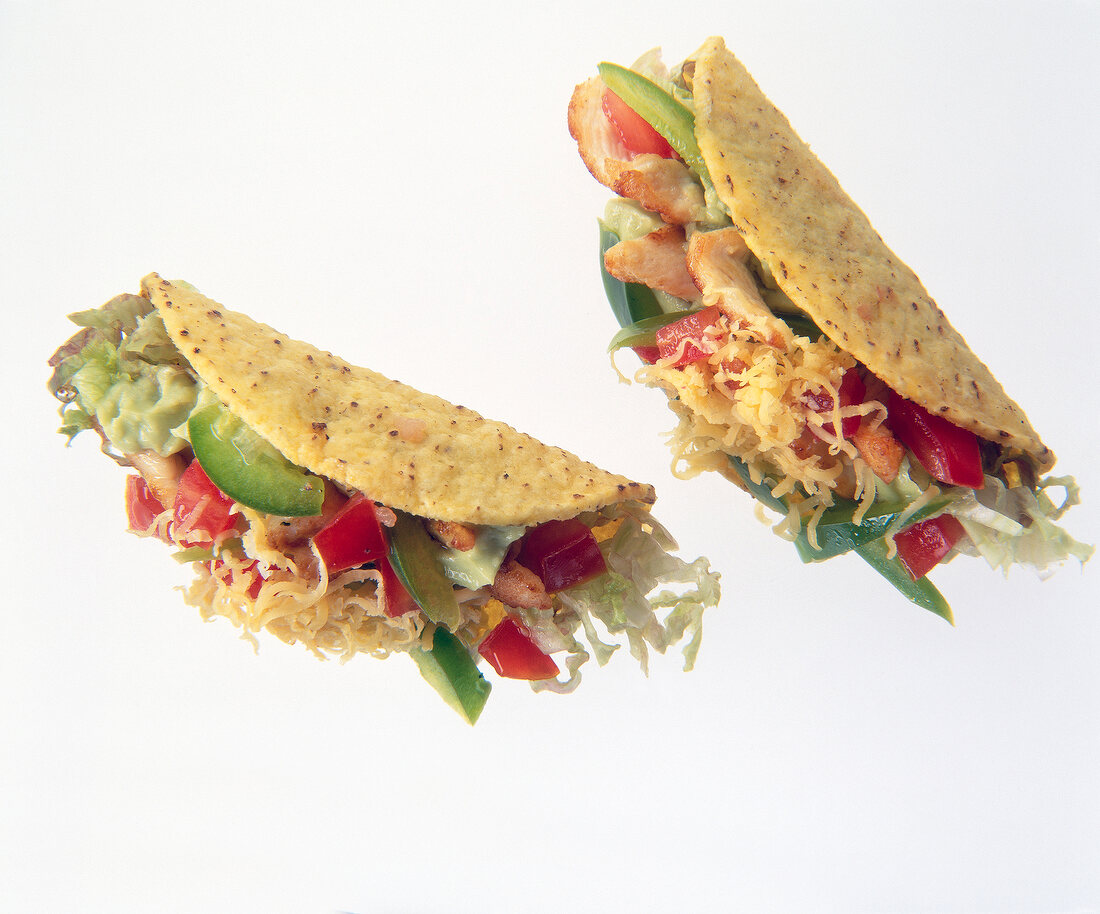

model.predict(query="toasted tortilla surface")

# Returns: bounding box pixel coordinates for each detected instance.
[689,37,1053,471]
[144,274,654,526]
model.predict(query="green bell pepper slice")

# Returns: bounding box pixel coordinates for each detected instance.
[607,308,705,354]
[597,62,710,185]
[727,456,953,621]
[410,627,492,725]
[387,512,463,632]
[188,401,325,517]
[855,538,955,624]
[599,221,664,328]
[795,496,954,563]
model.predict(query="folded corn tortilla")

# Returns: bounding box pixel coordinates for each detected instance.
[145,274,654,525]
[688,37,1052,471]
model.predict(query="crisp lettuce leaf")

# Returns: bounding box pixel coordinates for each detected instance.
[534,511,719,693]
[947,474,1094,576]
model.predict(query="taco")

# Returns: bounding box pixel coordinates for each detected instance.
[569,37,1090,620]
[48,275,719,722]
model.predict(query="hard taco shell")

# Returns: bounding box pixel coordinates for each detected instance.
[144,274,654,526]
[687,36,1053,472]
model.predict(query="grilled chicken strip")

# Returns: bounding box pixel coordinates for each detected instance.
[604,224,702,302]
[427,519,478,552]
[687,228,792,348]
[129,449,186,509]
[568,77,710,226]
[491,559,552,611]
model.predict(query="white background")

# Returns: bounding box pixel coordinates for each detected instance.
[2,1,1098,912]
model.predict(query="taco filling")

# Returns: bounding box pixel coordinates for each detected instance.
[48,275,719,722]
[569,38,1091,620]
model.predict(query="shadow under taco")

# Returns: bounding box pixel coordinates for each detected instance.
[48,275,719,722]
[569,37,1090,620]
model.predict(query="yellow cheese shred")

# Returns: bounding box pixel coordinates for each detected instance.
[639,317,856,498]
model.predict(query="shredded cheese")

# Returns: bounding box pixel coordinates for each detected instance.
[634,314,895,545]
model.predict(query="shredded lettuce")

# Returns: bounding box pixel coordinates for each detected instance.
[531,509,719,693]
[946,474,1093,577]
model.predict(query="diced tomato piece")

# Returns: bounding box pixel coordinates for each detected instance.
[894,515,967,580]
[803,370,866,438]
[887,392,985,489]
[173,460,239,546]
[215,558,265,600]
[601,89,676,159]
[478,615,559,681]
[125,474,167,535]
[632,345,661,365]
[655,305,722,367]
[517,518,607,593]
[379,557,418,617]
[311,491,389,575]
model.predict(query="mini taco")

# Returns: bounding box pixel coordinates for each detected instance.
[48,275,719,722]
[569,37,1090,619]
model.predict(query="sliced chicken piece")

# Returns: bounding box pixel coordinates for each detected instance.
[129,449,186,509]
[568,77,710,226]
[687,228,792,348]
[427,519,478,552]
[267,482,349,551]
[852,421,904,484]
[603,224,701,302]
[490,559,552,611]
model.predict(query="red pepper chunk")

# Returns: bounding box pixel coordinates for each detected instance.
[601,89,677,159]
[173,460,239,546]
[655,305,722,367]
[802,370,866,439]
[887,392,985,489]
[894,515,967,581]
[125,474,167,536]
[379,556,418,617]
[517,518,607,593]
[311,492,389,575]
[478,615,559,681]
[632,345,661,365]
[214,558,265,600]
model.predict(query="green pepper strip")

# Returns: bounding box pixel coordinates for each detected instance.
[795,496,953,563]
[727,456,953,621]
[188,401,325,517]
[597,62,711,187]
[387,512,463,632]
[410,627,492,725]
[599,222,663,328]
[607,309,705,354]
[855,538,955,624]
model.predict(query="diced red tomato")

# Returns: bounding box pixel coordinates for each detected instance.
[887,392,984,489]
[379,557,418,617]
[803,370,866,439]
[125,474,167,535]
[601,89,676,159]
[173,460,239,546]
[478,615,559,681]
[894,515,967,581]
[517,518,607,593]
[632,345,661,365]
[311,491,389,575]
[655,305,722,367]
[215,558,265,600]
